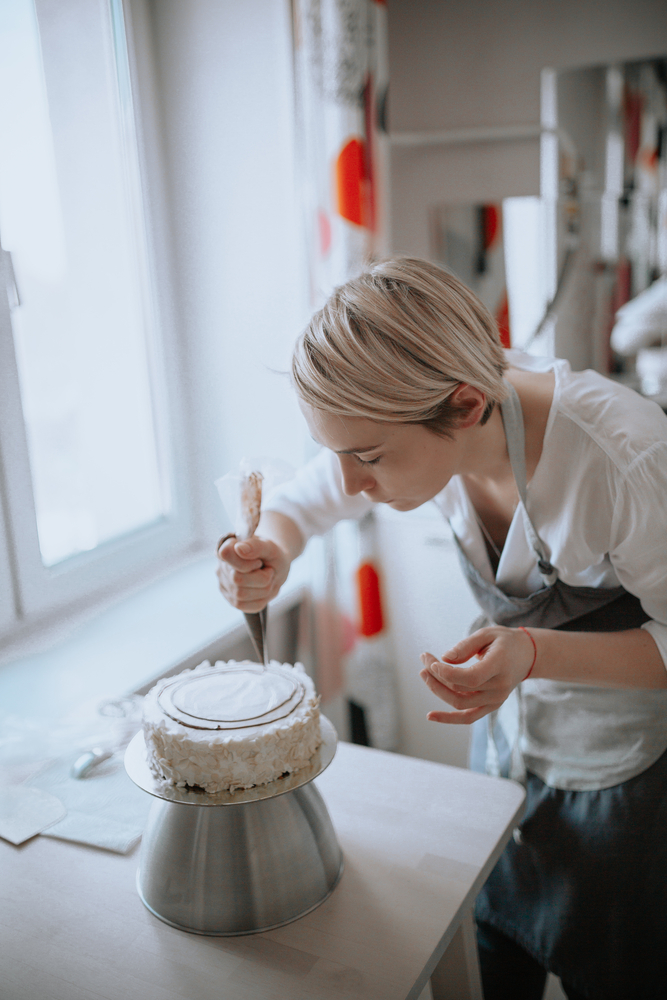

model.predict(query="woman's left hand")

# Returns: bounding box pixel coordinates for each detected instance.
[420,625,536,724]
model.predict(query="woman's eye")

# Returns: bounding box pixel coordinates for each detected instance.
[356,455,381,466]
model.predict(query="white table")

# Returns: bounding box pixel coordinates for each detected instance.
[1,742,524,1000]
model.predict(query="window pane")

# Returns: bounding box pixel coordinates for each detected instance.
[0,0,166,567]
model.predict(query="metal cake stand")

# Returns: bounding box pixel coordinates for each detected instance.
[125,717,343,936]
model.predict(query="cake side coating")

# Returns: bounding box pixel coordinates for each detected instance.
[142,659,321,792]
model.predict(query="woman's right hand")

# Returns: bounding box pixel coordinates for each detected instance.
[216,535,292,612]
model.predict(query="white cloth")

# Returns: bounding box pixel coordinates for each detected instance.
[268,352,667,671]
[26,751,150,854]
[610,277,667,356]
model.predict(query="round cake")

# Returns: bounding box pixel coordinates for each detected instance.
[142,659,321,792]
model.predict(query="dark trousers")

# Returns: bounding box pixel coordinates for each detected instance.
[477,921,588,1000]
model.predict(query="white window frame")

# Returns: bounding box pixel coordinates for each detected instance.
[0,0,200,646]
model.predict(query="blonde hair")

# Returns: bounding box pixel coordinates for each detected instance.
[291,257,508,435]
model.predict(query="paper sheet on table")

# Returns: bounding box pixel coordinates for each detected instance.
[0,785,67,845]
[26,749,151,854]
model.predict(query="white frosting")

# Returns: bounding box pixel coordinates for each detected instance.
[143,659,321,792]
[166,668,300,725]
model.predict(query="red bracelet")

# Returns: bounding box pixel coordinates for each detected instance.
[518,626,537,680]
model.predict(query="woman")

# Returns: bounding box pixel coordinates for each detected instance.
[217,257,667,1000]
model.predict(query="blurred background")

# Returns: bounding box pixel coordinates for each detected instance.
[1,0,666,772]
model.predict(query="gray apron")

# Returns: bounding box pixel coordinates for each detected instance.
[458,383,667,792]
[454,383,667,999]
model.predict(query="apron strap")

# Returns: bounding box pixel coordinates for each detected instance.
[500,382,558,586]
[485,697,527,785]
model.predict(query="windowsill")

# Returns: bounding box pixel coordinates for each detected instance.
[0,552,311,724]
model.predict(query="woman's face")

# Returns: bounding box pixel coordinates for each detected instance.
[301,403,465,511]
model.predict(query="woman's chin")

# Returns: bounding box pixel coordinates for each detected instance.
[361,494,429,511]
[386,498,423,511]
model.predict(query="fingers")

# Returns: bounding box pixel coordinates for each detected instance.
[419,625,532,725]
[230,595,272,613]
[217,536,264,573]
[420,651,492,691]
[230,565,274,590]
[216,581,274,612]
[439,628,496,664]
[215,554,273,588]
[420,663,493,711]
[217,563,274,602]
[215,532,292,612]
[420,640,506,723]
[420,662,503,723]
[234,536,281,564]
[426,705,499,725]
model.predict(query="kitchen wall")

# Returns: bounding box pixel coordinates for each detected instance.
[377,0,667,768]
[376,507,481,769]
[387,0,667,256]
[144,0,310,545]
[138,0,667,772]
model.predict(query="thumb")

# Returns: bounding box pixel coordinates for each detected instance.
[441,631,493,664]
[235,536,278,563]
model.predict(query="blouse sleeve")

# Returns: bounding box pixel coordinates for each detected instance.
[264,448,374,542]
[609,439,667,668]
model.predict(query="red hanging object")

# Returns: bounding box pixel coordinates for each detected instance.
[482,204,500,250]
[356,562,384,637]
[336,137,367,227]
[495,289,511,349]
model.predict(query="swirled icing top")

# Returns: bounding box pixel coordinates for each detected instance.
[157,664,304,730]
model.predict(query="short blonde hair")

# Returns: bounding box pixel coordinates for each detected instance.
[291,257,508,435]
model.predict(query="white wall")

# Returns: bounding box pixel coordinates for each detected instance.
[148,0,310,544]
[377,506,480,769]
[134,0,667,773]
[142,2,486,771]
[374,1,667,768]
[387,0,667,255]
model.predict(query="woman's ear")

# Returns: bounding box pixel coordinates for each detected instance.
[449,384,487,429]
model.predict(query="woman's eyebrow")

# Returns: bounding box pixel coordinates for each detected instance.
[335,443,382,454]
[308,434,383,454]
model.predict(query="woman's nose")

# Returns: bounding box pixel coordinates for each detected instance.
[338,455,375,496]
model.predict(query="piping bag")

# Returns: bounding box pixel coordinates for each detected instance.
[215,460,292,669]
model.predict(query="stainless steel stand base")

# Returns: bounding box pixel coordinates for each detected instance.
[125,719,342,936]
[137,783,343,935]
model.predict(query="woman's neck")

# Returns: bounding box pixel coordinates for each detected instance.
[507,366,555,481]
[458,366,555,487]
[456,366,556,556]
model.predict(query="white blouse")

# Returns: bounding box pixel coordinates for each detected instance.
[267,351,667,672]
